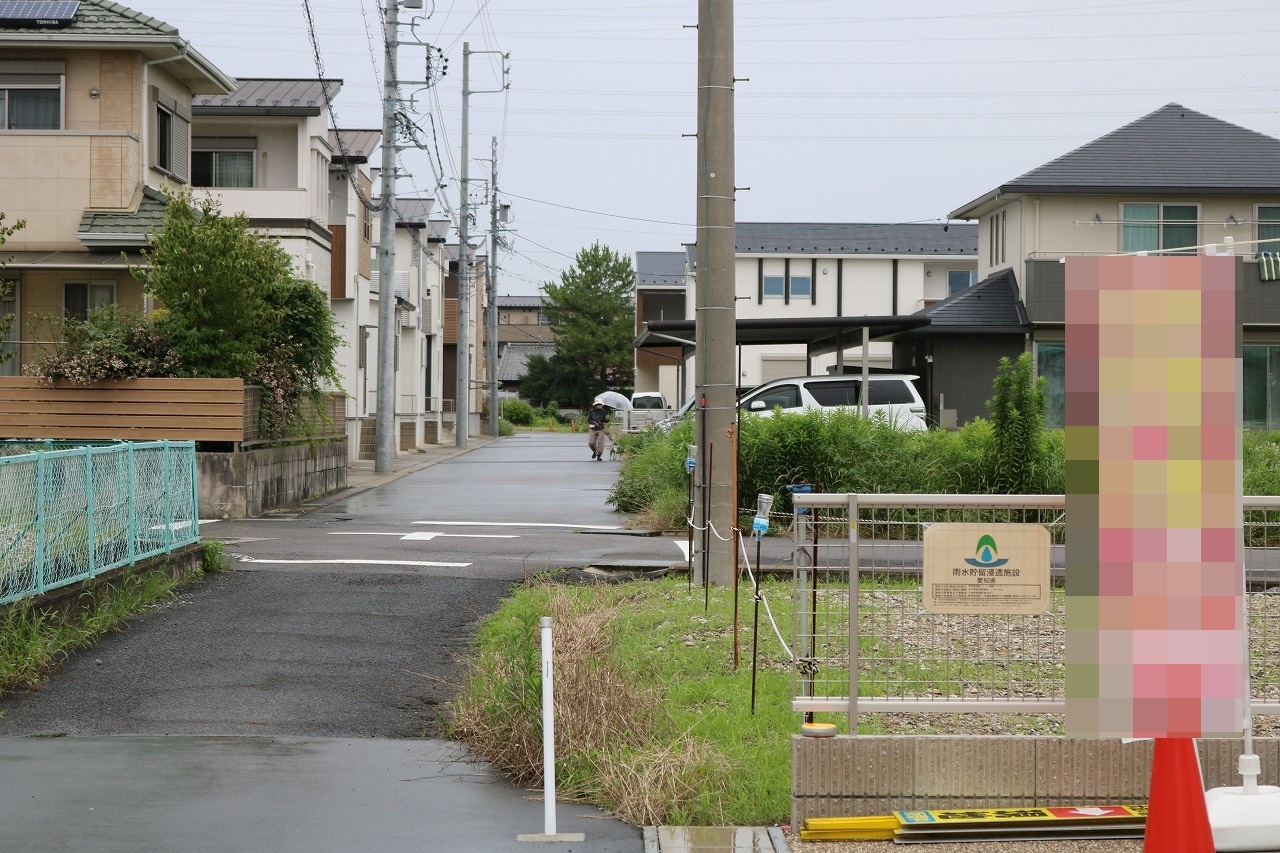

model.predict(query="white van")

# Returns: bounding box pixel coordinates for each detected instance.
[737,374,928,431]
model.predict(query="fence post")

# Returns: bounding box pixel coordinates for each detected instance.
[189,442,200,545]
[85,445,96,577]
[162,440,173,548]
[127,442,137,563]
[35,450,47,593]
[847,493,860,730]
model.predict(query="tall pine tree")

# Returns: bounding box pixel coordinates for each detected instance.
[539,243,636,407]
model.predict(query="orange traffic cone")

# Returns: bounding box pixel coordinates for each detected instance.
[1144,737,1215,852]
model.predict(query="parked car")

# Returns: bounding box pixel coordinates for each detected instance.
[737,374,928,431]
[653,395,697,433]
[630,391,669,410]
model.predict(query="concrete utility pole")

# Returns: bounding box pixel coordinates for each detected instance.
[455,44,509,448]
[374,0,402,473]
[488,136,501,438]
[456,41,472,449]
[694,0,737,586]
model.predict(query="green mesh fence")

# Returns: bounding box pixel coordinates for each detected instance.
[0,441,199,605]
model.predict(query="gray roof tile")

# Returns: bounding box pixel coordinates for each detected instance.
[330,129,380,163]
[735,222,978,256]
[953,104,1280,216]
[194,79,340,116]
[913,268,1028,332]
[497,342,555,383]
[636,251,686,286]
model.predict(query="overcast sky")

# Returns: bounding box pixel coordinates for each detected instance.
[140,0,1280,296]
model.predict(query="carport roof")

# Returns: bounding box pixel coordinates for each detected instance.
[635,315,930,359]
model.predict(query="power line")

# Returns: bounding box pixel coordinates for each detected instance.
[500,191,692,227]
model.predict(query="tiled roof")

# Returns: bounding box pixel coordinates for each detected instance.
[0,0,174,38]
[496,295,544,308]
[394,198,435,224]
[636,251,686,286]
[497,342,555,383]
[330,129,381,163]
[194,79,340,116]
[912,268,1028,332]
[77,185,169,244]
[0,0,235,92]
[952,104,1280,217]
[735,222,978,256]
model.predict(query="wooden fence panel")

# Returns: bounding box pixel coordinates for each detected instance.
[0,377,245,442]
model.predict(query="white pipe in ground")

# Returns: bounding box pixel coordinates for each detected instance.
[517,616,584,844]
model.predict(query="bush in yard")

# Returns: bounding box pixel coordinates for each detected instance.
[502,398,535,426]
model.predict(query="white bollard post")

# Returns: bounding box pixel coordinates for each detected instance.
[540,615,556,836]
[517,616,584,843]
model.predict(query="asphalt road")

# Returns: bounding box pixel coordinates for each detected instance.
[0,433,681,852]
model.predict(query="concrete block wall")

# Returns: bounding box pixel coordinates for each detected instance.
[792,734,1280,826]
[197,439,348,519]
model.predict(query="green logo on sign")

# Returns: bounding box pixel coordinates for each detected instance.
[964,534,1009,568]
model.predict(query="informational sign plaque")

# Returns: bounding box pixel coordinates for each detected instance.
[922,523,1051,615]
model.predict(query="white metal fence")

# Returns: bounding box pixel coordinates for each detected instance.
[790,493,1280,728]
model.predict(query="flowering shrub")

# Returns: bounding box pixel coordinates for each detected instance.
[26,307,178,384]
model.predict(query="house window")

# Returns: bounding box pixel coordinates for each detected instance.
[1257,206,1280,254]
[1,282,16,377]
[763,275,784,298]
[0,77,60,129]
[1121,204,1197,254]
[1244,345,1280,430]
[192,149,254,188]
[153,98,190,182]
[948,270,977,295]
[64,282,115,321]
[1036,342,1065,429]
[789,275,811,299]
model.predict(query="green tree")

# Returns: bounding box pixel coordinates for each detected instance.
[0,213,25,367]
[540,243,636,407]
[985,352,1046,494]
[132,190,293,379]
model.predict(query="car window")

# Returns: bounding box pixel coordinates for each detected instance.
[805,380,861,407]
[867,379,917,405]
[632,396,665,409]
[742,383,800,410]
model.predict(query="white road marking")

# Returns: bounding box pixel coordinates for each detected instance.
[327,531,518,541]
[233,556,470,568]
[412,520,621,530]
[675,540,691,560]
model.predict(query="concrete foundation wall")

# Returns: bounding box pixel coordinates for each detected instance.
[197,440,348,519]
[792,735,1280,826]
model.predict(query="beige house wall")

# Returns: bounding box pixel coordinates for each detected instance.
[977,193,1280,284]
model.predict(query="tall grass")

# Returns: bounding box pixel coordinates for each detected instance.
[450,577,798,826]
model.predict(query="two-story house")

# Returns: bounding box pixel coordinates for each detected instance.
[638,224,979,408]
[0,0,237,370]
[634,251,687,405]
[939,103,1280,429]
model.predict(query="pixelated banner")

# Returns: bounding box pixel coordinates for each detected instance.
[1064,255,1244,738]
